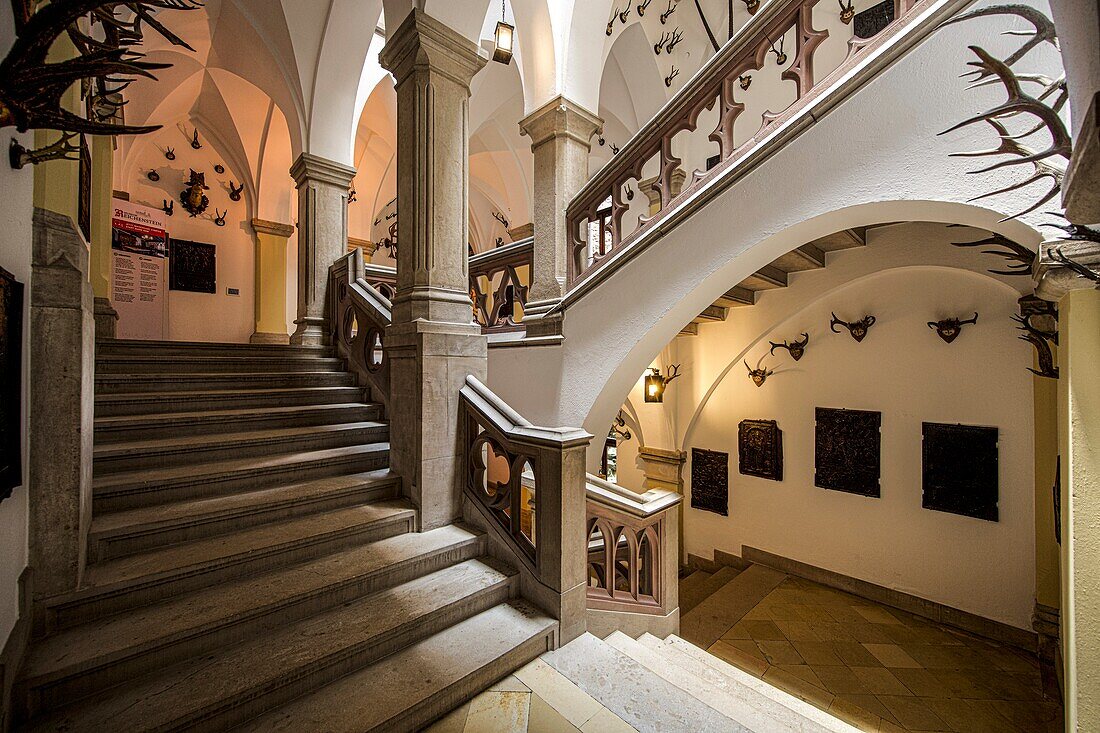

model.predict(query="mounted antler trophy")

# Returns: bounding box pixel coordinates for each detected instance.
[162,199,173,217]
[164,147,176,161]
[228,181,244,202]
[838,0,854,23]
[830,312,876,342]
[744,358,773,387]
[180,169,209,217]
[213,208,226,227]
[637,0,654,16]
[769,333,809,361]
[660,0,676,23]
[950,228,1035,276]
[190,129,202,150]
[928,313,978,343]
[742,0,760,14]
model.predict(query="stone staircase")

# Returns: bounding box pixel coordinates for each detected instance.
[15,339,555,732]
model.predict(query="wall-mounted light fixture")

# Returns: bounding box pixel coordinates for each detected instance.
[493,1,515,65]
[644,364,681,403]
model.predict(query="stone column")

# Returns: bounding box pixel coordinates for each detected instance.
[1036,239,1100,729]
[289,153,356,346]
[29,209,95,602]
[89,134,118,339]
[250,218,294,344]
[519,97,602,338]
[380,10,489,530]
[638,446,687,565]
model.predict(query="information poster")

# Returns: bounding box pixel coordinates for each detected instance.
[111,199,168,340]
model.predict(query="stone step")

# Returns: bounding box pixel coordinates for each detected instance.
[88,470,401,562]
[680,564,787,649]
[23,561,523,733]
[95,338,330,359]
[541,632,746,732]
[94,370,356,395]
[681,566,742,615]
[45,500,415,630]
[94,402,383,443]
[95,354,346,374]
[639,634,857,732]
[92,443,390,512]
[93,421,390,474]
[678,570,713,609]
[94,386,368,417]
[19,526,486,718]
[243,600,557,733]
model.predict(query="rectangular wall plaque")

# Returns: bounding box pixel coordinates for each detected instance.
[854,0,895,39]
[0,266,24,501]
[169,239,217,294]
[922,422,998,521]
[815,407,881,497]
[691,448,729,516]
[738,419,783,481]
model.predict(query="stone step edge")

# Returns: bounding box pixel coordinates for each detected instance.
[93,402,380,432]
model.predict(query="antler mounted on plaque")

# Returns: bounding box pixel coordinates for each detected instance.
[769,333,809,361]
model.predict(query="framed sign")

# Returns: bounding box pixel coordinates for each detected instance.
[922,422,998,521]
[170,239,217,294]
[815,407,881,497]
[0,266,24,501]
[739,419,783,481]
[691,448,729,516]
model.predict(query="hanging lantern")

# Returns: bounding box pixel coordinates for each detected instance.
[493,0,515,65]
[643,365,681,403]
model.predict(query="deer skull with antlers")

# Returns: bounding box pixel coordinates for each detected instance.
[928,313,979,343]
[769,333,809,361]
[830,313,876,342]
[745,358,774,387]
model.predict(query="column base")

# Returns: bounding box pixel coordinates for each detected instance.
[250,331,291,345]
[93,297,118,340]
[289,317,329,347]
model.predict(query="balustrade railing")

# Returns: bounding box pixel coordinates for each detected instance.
[460,375,593,643]
[566,0,933,290]
[329,249,391,407]
[585,474,680,618]
[469,238,532,332]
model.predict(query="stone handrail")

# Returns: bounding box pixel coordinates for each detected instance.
[470,237,533,332]
[564,0,953,298]
[585,473,681,618]
[361,263,397,302]
[459,375,593,643]
[329,249,391,408]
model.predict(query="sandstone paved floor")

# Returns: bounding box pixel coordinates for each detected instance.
[703,574,1062,733]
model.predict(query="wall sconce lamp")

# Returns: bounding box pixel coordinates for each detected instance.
[644,364,681,403]
[493,1,515,65]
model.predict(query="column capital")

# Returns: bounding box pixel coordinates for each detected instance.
[380,9,487,90]
[519,96,603,149]
[289,153,356,189]
[1035,239,1100,302]
[250,218,295,238]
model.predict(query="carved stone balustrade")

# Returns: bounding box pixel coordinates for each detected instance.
[470,238,532,332]
[362,263,397,302]
[329,249,391,408]
[585,474,681,638]
[460,376,593,645]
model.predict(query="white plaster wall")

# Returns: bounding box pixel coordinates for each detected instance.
[0,1,33,647]
[486,0,1061,449]
[122,126,255,343]
[673,226,1036,629]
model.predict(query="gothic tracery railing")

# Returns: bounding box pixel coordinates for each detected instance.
[566,0,937,290]
[469,238,532,331]
[329,249,390,407]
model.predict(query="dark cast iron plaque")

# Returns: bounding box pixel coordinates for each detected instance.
[922,422,998,521]
[691,448,729,515]
[0,266,25,501]
[738,419,783,481]
[169,239,217,294]
[815,407,881,497]
[854,0,895,39]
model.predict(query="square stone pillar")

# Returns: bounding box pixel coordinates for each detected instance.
[29,209,95,602]
[289,153,356,346]
[250,218,294,345]
[519,97,602,337]
[381,10,489,530]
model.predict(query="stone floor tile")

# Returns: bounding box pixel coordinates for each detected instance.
[889,667,955,698]
[757,639,805,665]
[720,621,753,640]
[876,695,952,731]
[845,623,898,644]
[811,665,872,695]
[774,620,822,642]
[979,645,1042,673]
[823,605,869,624]
[794,604,837,624]
[927,669,1000,699]
[862,643,923,669]
[834,693,902,724]
[901,644,982,670]
[774,663,826,688]
[855,606,904,625]
[920,697,1023,733]
[423,701,471,733]
[809,621,859,643]
[881,624,927,646]
[792,640,844,666]
[489,674,531,692]
[743,619,786,641]
[463,690,531,732]
[527,693,582,733]
[762,665,835,710]
[767,603,807,621]
[514,658,603,728]
[578,707,638,733]
[850,667,913,696]
[725,637,768,660]
[707,639,769,677]
[831,641,883,667]
[976,669,1044,701]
